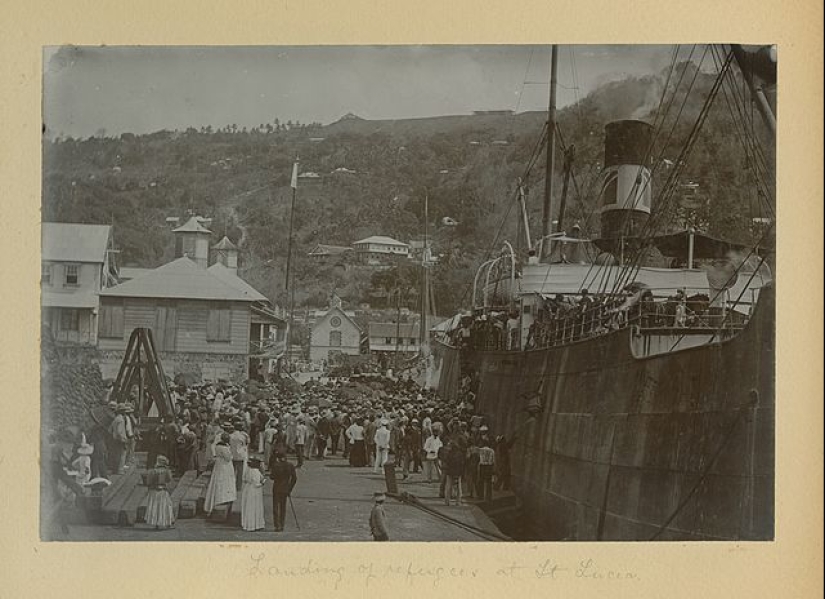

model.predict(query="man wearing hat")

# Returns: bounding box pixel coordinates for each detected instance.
[369,492,390,541]
[268,451,297,532]
[373,419,391,473]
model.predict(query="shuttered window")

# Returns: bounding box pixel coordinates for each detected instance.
[207,303,232,342]
[329,330,342,347]
[60,309,79,331]
[98,299,125,338]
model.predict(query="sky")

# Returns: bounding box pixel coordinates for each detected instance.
[43,45,692,139]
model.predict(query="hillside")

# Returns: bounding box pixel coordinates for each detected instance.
[42,63,774,315]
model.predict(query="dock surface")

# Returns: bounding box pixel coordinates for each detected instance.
[48,452,507,542]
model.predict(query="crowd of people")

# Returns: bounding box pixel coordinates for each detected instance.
[46,373,519,535]
[449,287,723,352]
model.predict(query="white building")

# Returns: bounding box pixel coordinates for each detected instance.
[368,322,422,355]
[309,306,362,363]
[352,235,410,266]
[41,223,114,346]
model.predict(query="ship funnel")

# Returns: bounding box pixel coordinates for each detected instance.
[599,120,654,240]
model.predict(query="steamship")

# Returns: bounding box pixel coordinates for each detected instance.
[435,45,775,541]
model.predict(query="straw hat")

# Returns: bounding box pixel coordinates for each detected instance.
[373,491,386,502]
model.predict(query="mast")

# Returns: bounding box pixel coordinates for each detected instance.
[420,191,429,347]
[420,192,431,383]
[284,158,299,367]
[730,45,776,136]
[540,44,559,261]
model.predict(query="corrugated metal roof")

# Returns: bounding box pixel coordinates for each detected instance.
[172,216,211,234]
[118,267,153,280]
[41,290,98,309]
[100,257,261,302]
[42,223,111,263]
[353,236,409,247]
[207,263,268,302]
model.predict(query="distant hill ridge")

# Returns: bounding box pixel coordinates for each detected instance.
[42,65,770,314]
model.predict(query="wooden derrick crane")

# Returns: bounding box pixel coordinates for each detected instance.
[111,328,175,423]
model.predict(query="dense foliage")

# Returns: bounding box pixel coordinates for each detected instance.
[42,64,773,316]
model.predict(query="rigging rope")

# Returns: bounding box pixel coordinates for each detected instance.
[610,47,728,297]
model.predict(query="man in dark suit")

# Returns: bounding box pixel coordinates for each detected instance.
[268,450,297,532]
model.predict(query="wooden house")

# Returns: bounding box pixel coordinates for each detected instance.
[41,223,114,346]
[97,256,284,383]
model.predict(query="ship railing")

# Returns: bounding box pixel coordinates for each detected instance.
[451,296,751,352]
[523,299,749,350]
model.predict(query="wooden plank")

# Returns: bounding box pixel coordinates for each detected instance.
[101,471,133,508]
[169,470,197,519]
[179,473,209,519]
[118,482,150,526]
[136,492,151,523]
[100,471,143,525]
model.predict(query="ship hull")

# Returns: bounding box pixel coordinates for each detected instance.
[437,284,774,541]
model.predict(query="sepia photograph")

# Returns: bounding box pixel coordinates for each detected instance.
[40,44,776,543]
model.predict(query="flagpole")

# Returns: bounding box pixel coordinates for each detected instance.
[284,159,299,368]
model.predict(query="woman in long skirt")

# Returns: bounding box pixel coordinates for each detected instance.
[145,455,175,529]
[240,457,265,532]
[204,434,237,517]
[346,420,367,467]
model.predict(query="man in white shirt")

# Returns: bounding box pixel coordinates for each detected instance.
[373,419,391,473]
[422,432,443,483]
[294,418,308,468]
[211,392,224,413]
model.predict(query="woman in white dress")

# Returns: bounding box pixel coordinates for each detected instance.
[240,457,265,531]
[204,433,237,518]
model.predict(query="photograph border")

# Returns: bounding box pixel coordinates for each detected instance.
[2,0,823,597]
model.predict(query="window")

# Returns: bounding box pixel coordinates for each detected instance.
[329,330,342,347]
[154,301,178,351]
[385,337,393,345]
[60,309,79,331]
[409,338,417,346]
[207,303,232,342]
[99,299,125,338]
[65,264,79,286]
[41,263,52,285]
